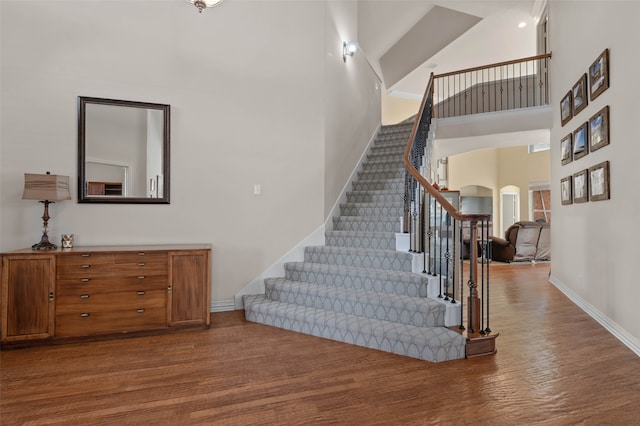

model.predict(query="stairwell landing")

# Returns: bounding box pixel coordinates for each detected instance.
[243,122,466,362]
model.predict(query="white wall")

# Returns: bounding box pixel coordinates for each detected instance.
[549,0,640,348]
[324,1,381,218]
[0,1,377,306]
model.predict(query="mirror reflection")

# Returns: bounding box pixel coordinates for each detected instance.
[78,97,170,203]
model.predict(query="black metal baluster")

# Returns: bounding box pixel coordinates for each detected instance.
[438,203,444,298]
[444,213,451,301]
[459,219,465,330]
[485,219,492,334]
[451,217,457,304]
[480,220,486,335]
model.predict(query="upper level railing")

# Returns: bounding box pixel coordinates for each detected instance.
[432,53,552,118]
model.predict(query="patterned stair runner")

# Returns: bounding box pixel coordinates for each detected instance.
[243,122,466,362]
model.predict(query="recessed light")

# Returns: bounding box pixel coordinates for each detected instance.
[518,22,527,29]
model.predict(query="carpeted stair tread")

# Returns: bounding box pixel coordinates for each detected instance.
[358,169,406,180]
[304,245,412,271]
[263,278,444,327]
[340,202,403,218]
[284,261,428,297]
[332,216,399,233]
[243,294,466,362]
[325,230,396,250]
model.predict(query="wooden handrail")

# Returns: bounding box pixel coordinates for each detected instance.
[433,53,552,79]
[403,73,490,223]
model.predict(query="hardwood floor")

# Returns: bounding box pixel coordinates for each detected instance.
[2,263,640,425]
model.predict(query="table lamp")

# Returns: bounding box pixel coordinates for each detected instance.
[22,172,71,250]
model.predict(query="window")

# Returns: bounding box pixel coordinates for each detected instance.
[528,143,550,153]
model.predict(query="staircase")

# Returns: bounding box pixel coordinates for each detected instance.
[243,122,466,362]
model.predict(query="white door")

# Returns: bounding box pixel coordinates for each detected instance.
[501,193,520,235]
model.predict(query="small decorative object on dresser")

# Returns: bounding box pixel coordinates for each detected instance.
[0,244,211,349]
[61,234,74,249]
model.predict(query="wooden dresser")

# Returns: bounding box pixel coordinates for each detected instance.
[0,244,211,348]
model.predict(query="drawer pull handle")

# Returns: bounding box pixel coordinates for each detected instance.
[137,263,145,267]
[80,294,90,299]
[137,291,145,296]
[80,313,90,318]
[138,252,146,256]
[138,276,145,280]
[81,254,91,257]
[81,278,91,283]
[81,265,91,269]
[137,309,145,314]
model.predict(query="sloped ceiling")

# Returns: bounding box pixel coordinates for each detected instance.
[358,0,539,98]
[379,6,482,88]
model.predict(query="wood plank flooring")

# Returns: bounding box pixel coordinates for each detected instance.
[2,263,640,425]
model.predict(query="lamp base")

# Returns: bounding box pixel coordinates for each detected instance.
[32,234,57,250]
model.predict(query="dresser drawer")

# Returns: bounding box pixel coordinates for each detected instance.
[55,307,167,337]
[113,252,167,264]
[57,275,167,296]
[57,260,167,278]
[57,253,114,266]
[56,289,166,315]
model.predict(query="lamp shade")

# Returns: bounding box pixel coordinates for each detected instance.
[22,173,71,201]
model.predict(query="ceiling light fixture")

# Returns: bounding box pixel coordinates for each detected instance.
[186,0,223,13]
[343,41,359,62]
[518,22,527,28]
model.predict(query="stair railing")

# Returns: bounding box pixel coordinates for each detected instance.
[403,73,493,337]
[433,53,552,118]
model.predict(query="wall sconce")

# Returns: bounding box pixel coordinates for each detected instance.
[343,41,359,62]
[22,172,71,250]
[185,0,223,13]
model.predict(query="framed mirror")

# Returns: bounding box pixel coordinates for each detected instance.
[78,96,170,204]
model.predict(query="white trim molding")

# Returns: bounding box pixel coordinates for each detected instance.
[549,275,640,358]
[211,300,235,313]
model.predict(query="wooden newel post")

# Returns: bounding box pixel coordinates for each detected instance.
[467,219,481,333]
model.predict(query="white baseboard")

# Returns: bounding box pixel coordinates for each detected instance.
[211,300,235,312]
[549,274,640,358]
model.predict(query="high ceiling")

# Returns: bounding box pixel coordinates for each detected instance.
[358,0,541,98]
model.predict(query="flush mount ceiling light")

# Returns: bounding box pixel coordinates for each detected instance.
[186,0,223,13]
[518,21,527,28]
[343,41,359,62]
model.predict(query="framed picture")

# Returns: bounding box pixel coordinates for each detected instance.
[589,161,610,201]
[573,169,588,203]
[572,74,588,116]
[589,48,609,101]
[560,91,572,126]
[561,134,573,165]
[589,105,610,152]
[573,122,588,160]
[561,176,573,205]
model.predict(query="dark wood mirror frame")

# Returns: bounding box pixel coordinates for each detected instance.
[78,96,170,204]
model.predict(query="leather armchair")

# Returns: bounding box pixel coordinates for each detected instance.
[491,221,550,262]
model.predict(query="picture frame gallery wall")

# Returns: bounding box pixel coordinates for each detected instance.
[559,48,611,205]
